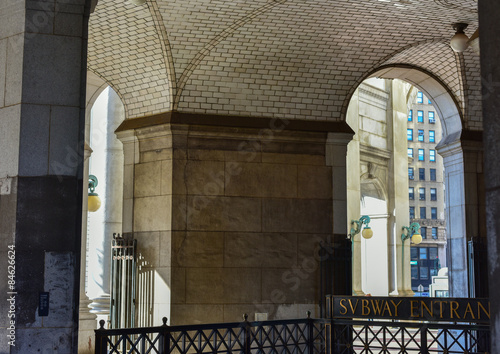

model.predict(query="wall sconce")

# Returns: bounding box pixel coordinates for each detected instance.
[88,175,101,212]
[401,222,422,245]
[348,215,373,240]
[450,23,469,53]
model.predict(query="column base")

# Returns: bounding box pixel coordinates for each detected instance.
[89,294,111,315]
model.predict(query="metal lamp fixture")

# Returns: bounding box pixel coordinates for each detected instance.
[349,215,373,240]
[88,175,101,212]
[450,23,469,53]
[401,222,422,245]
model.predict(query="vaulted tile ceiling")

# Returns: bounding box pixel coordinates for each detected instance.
[87,0,479,128]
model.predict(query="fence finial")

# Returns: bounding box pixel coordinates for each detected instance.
[99,319,106,329]
[162,317,168,326]
[306,311,311,319]
[243,313,249,322]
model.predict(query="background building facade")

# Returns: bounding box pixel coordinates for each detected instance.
[407,90,447,296]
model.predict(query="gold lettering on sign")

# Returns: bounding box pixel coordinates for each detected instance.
[434,300,446,318]
[410,300,419,317]
[362,299,370,316]
[371,300,383,316]
[450,301,460,319]
[339,299,348,315]
[390,300,403,317]
[464,303,475,320]
[477,302,490,320]
[383,301,392,317]
[348,299,359,314]
[421,301,433,318]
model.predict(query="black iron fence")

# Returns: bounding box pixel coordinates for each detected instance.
[95,313,326,354]
[95,313,490,354]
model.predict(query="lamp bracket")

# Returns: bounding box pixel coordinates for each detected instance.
[349,215,371,239]
[452,22,468,33]
[88,175,98,193]
[401,222,420,242]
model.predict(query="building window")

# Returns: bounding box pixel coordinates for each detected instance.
[418,110,424,123]
[430,168,436,181]
[432,227,438,239]
[419,187,425,200]
[420,207,426,219]
[430,188,437,201]
[409,187,414,200]
[421,227,427,239]
[429,111,435,124]
[418,129,424,142]
[418,149,424,161]
[419,168,425,180]
[417,91,423,103]
[428,99,432,104]
[431,207,437,219]
[408,110,413,122]
[407,129,413,141]
[430,149,436,162]
[408,148,413,158]
[410,207,415,219]
[409,167,414,180]
[429,130,435,143]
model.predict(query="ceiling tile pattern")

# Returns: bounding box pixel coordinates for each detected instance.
[88,0,172,118]
[462,50,482,130]
[381,41,464,113]
[88,0,480,128]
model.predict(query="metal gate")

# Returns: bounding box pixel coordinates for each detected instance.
[110,233,137,330]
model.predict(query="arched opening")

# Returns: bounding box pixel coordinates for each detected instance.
[345,68,465,298]
[79,72,126,349]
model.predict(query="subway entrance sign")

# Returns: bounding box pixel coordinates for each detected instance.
[326,295,490,323]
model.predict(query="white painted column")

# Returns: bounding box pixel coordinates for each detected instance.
[87,88,124,322]
[390,79,412,296]
[344,90,364,295]
[437,140,467,297]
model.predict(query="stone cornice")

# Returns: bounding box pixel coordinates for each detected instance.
[115,111,354,135]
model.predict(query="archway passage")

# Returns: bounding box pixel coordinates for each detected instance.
[345,66,484,300]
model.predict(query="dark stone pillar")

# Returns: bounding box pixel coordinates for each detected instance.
[0,0,90,352]
[478,1,500,351]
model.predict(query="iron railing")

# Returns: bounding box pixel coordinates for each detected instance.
[96,314,490,354]
[96,313,326,354]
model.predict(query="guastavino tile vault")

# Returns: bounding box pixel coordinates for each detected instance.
[1,0,500,352]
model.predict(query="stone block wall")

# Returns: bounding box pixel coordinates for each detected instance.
[120,121,335,325]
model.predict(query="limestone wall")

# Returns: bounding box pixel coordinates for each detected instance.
[119,122,336,325]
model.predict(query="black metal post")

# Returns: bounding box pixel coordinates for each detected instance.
[159,317,170,354]
[95,319,107,354]
[243,314,251,354]
[420,324,428,354]
[306,311,314,354]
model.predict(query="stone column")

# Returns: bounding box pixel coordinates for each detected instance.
[344,90,363,296]
[436,135,484,298]
[116,114,344,325]
[390,79,413,296]
[0,1,90,352]
[478,2,500,349]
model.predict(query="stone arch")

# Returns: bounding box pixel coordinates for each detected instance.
[344,64,463,142]
[370,65,463,141]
